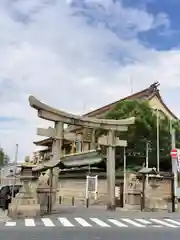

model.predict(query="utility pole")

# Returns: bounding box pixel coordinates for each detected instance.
[11,144,19,199]
[129,77,133,95]
[146,141,149,185]
[146,141,149,168]
[123,147,126,206]
[156,109,160,172]
[170,120,177,205]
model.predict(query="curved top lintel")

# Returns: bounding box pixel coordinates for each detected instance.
[29,95,135,126]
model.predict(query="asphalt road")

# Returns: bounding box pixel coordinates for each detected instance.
[1,207,180,239]
[0,227,179,240]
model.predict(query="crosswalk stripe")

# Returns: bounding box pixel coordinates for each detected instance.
[121,218,145,227]
[4,217,180,228]
[90,218,110,227]
[75,218,92,227]
[135,219,162,227]
[58,218,74,227]
[163,219,180,226]
[41,218,55,227]
[5,221,16,227]
[108,219,128,227]
[135,219,153,225]
[150,219,178,228]
[25,219,35,227]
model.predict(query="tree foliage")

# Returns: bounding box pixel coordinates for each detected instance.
[99,100,180,171]
[0,147,10,166]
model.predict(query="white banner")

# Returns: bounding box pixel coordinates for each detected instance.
[85,175,98,200]
[177,149,180,172]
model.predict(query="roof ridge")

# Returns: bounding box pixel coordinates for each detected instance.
[83,82,159,117]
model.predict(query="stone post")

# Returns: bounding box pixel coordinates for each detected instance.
[51,122,64,207]
[107,130,116,210]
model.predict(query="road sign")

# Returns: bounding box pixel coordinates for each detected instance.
[171,148,178,158]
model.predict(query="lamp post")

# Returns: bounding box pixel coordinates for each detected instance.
[11,144,19,200]
[146,141,149,185]
[156,109,160,172]
[170,119,177,209]
[123,147,126,206]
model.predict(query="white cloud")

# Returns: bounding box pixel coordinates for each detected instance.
[0,0,179,161]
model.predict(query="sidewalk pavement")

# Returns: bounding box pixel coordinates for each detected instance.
[0,210,10,222]
[47,204,180,219]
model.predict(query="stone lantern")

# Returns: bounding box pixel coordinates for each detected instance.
[8,163,40,219]
[148,173,162,189]
[139,168,162,211]
[138,167,162,211]
[146,172,163,211]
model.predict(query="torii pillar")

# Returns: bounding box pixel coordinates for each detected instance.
[98,135,127,210]
[51,122,64,206]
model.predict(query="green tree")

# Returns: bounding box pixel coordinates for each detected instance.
[100,100,180,171]
[0,147,10,166]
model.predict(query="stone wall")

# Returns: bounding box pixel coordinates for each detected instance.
[57,179,107,202]
[57,174,172,208]
[7,172,172,209]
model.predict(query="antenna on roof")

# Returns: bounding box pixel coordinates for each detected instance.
[82,102,87,115]
[129,77,133,95]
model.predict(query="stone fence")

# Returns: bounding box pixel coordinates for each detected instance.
[57,172,173,210]
[0,171,173,211]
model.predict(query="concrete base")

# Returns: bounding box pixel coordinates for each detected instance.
[8,201,40,219]
[106,204,116,211]
[145,197,167,211]
[8,184,41,219]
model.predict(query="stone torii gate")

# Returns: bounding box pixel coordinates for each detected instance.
[29,95,135,210]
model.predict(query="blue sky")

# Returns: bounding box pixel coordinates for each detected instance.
[134,0,180,50]
[0,0,180,161]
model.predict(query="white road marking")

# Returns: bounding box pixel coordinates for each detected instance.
[135,218,162,227]
[58,218,74,227]
[75,218,92,227]
[135,219,152,224]
[108,219,128,227]
[164,219,180,226]
[90,218,110,227]
[41,218,55,227]
[5,221,16,227]
[121,218,145,227]
[150,219,178,228]
[25,218,36,227]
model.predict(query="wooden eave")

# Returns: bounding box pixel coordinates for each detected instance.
[33,137,73,147]
[33,137,53,147]
[149,91,178,120]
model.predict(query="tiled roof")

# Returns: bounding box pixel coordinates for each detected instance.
[83,82,177,119]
